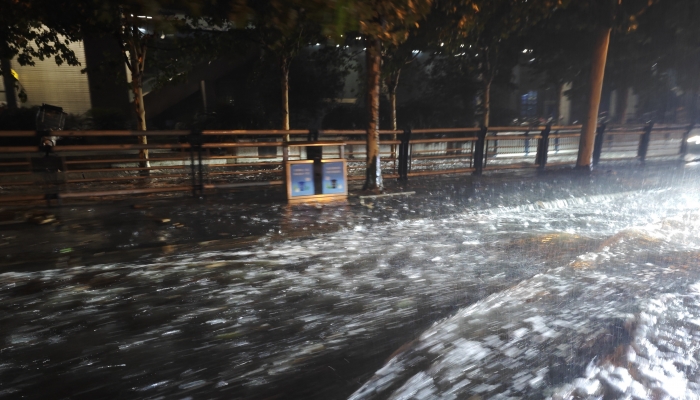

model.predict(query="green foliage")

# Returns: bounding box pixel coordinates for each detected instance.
[522,0,691,124]
[0,0,81,69]
[638,0,700,95]
[247,0,320,55]
[151,45,350,129]
[301,0,433,45]
[289,47,353,126]
[396,55,478,128]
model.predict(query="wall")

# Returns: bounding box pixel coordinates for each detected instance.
[11,38,92,115]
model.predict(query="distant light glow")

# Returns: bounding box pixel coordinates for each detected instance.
[688,135,700,144]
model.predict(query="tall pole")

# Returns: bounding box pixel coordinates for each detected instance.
[576,27,612,168]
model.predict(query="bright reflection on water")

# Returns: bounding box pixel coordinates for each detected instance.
[351,195,700,400]
[2,188,700,399]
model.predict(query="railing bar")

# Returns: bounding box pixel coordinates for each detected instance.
[0,171,32,176]
[207,170,283,176]
[65,165,188,173]
[66,173,189,183]
[65,156,190,164]
[60,186,192,198]
[0,161,30,166]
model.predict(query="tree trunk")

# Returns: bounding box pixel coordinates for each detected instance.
[132,75,150,170]
[126,23,150,173]
[364,37,383,191]
[483,78,492,128]
[388,70,400,131]
[576,27,611,168]
[389,90,397,130]
[389,88,397,166]
[281,59,290,141]
[1,56,17,109]
[387,70,400,165]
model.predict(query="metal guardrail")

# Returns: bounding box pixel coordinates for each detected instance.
[0,123,691,203]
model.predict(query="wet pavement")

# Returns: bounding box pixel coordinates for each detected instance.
[1,160,700,399]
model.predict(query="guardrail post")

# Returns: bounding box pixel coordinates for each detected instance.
[306,129,321,161]
[34,129,63,205]
[308,129,319,142]
[398,129,411,181]
[638,121,653,163]
[473,126,487,175]
[536,123,551,170]
[524,130,531,155]
[680,122,694,156]
[306,129,323,194]
[188,129,204,196]
[592,122,606,166]
[37,130,54,157]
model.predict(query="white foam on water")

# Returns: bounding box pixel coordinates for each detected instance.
[350,208,700,399]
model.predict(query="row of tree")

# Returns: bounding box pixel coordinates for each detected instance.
[2,0,698,189]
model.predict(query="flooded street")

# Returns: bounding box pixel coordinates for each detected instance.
[351,209,700,399]
[2,164,700,399]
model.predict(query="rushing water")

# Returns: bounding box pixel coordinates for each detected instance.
[1,186,700,399]
[350,214,700,399]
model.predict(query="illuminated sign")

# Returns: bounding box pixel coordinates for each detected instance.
[322,161,345,194]
[289,163,314,197]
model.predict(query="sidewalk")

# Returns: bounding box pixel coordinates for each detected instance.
[1,159,696,270]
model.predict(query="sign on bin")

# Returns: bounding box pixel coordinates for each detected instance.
[322,161,345,194]
[290,163,314,197]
